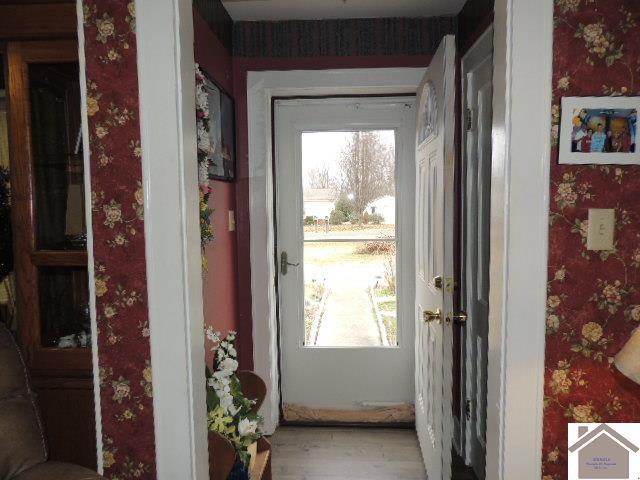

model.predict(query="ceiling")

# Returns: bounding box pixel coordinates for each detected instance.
[221,0,467,21]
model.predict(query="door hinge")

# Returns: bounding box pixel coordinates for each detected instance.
[465,399,472,420]
[465,107,473,131]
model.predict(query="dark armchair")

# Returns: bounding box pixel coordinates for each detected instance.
[0,323,103,480]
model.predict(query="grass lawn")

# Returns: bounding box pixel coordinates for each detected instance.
[382,315,397,346]
[304,242,384,266]
[304,281,326,344]
[378,300,397,312]
[376,286,395,297]
[304,223,395,235]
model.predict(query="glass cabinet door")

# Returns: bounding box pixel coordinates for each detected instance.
[7,40,90,373]
[30,62,86,251]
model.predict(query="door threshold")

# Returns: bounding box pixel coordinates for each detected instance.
[282,402,415,424]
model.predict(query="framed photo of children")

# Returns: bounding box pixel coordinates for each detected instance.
[202,70,236,181]
[559,96,640,165]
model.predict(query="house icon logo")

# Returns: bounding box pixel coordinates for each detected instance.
[568,423,640,479]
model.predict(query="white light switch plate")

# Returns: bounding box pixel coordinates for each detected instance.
[228,210,236,232]
[587,209,615,251]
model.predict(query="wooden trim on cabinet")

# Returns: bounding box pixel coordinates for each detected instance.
[17,39,78,62]
[31,250,88,267]
[0,4,77,40]
[6,41,40,365]
[31,375,94,390]
[32,347,93,376]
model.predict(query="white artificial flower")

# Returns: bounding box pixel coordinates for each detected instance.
[220,392,235,412]
[219,358,238,374]
[227,345,237,357]
[205,327,220,344]
[238,418,258,436]
[197,125,211,153]
[196,89,209,112]
[213,370,231,382]
[198,160,209,185]
[212,379,230,395]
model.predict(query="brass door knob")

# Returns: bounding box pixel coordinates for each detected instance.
[446,311,468,325]
[423,309,442,324]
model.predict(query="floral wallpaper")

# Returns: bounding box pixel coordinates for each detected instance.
[82,1,156,478]
[542,1,640,478]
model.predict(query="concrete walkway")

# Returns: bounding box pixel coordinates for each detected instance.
[314,264,382,347]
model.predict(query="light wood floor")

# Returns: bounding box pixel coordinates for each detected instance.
[270,427,427,480]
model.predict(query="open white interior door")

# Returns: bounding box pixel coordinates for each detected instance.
[414,35,456,480]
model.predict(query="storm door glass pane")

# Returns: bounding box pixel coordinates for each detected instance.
[302,131,398,347]
[29,63,85,250]
[39,267,90,348]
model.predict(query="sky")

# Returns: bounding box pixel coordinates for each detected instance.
[301,130,395,189]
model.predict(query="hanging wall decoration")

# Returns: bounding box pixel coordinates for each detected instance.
[208,84,236,182]
[559,96,640,164]
[196,64,215,250]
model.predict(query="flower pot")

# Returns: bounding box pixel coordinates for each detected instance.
[229,459,251,480]
[208,431,236,480]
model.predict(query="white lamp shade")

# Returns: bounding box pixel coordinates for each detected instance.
[614,327,640,385]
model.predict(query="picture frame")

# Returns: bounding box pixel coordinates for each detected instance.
[202,69,236,181]
[559,96,640,165]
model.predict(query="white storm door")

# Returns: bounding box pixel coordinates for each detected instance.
[275,97,417,418]
[461,29,493,479]
[414,35,456,480]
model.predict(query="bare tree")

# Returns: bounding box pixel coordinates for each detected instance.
[306,165,334,189]
[338,131,395,216]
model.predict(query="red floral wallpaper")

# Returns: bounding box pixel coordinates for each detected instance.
[82,1,157,478]
[543,1,640,478]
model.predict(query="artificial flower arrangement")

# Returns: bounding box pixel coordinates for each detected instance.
[205,328,263,473]
[196,64,215,252]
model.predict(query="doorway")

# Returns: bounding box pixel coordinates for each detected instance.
[246,53,498,477]
[275,97,417,421]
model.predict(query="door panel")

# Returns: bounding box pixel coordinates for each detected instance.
[415,35,456,480]
[276,98,417,418]
[461,31,493,479]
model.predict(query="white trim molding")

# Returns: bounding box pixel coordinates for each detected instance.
[485,0,553,479]
[247,68,427,434]
[75,0,103,471]
[136,0,209,479]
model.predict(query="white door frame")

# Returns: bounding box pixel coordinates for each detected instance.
[77,0,209,478]
[485,0,553,478]
[246,68,427,433]
[136,0,209,477]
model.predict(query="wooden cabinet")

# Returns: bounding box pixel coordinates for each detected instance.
[5,39,97,469]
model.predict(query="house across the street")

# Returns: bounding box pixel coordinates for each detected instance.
[364,195,396,224]
[303,188,338,219]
